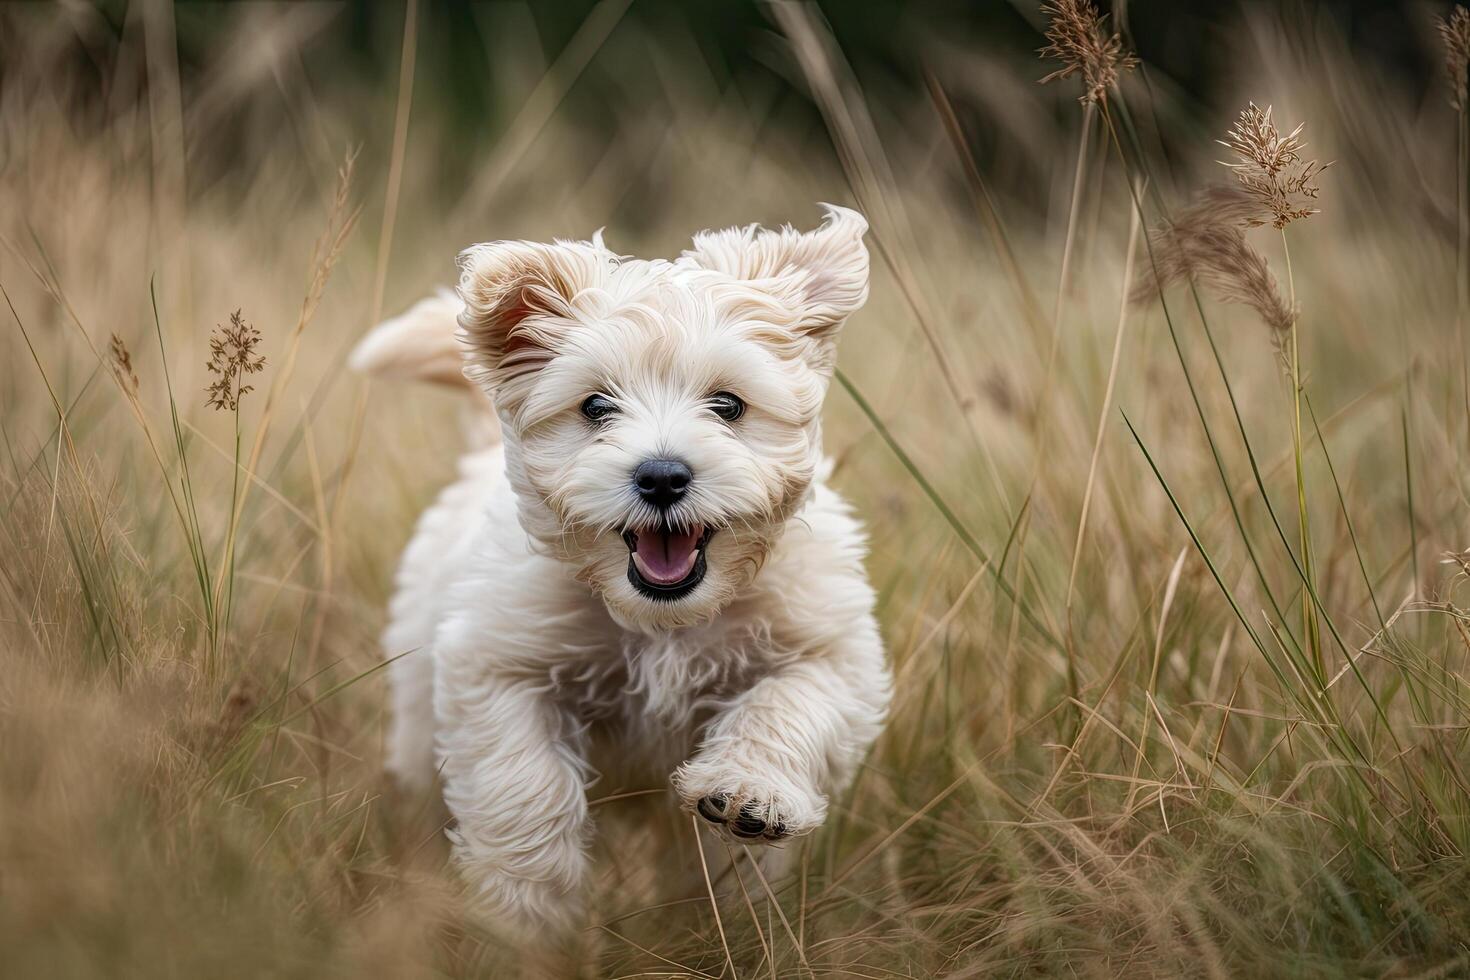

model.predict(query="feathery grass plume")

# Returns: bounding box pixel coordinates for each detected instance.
[1135,185,1297,352]
[1219,104,1330,671]
[1219,102,1327,229]
[205,310,265,411]
[1038,0,1138,104]
[108,333,139,396]
[1442,6,1470,111]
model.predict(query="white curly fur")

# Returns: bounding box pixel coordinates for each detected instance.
[356,205,891,946]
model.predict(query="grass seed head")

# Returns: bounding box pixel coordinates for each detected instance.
[1441,6,1470,111]
[1219,102,1327,229]
[108,333,139,396]
[1038,0,1138,105]
[205,309,266,412]
[1137,184,1298,359]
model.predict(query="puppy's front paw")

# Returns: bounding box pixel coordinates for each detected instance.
[675,756,826,844]
[693,792,797,841]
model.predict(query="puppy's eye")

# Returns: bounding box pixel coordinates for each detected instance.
[708,391,745,422]
[581,394,617,422]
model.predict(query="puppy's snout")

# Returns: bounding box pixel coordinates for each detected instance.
[632,458,692,511]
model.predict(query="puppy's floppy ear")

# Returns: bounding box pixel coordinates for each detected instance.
[456,238,606,396]
[682,203,870,339]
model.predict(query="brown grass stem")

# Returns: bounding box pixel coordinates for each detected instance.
[1065,176,1143,627]
[211,149,361,613]
[692,817,737,978]
[1280,230,1323,679]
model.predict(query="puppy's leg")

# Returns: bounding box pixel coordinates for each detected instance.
[676,627,890,847]
[384,646,437,791]
[436,664,591,943]
[379,447,503,791]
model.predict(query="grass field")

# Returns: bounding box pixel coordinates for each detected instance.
[4,2,1470,977]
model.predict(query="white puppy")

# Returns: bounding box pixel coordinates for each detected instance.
[352,205,891,942]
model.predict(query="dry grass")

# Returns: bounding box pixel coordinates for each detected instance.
[1038,0,1137,105]
[3,3,1470,978]
[1136,185,1297,341]
[1218,102,1328,230]
[1441,5,1470,112]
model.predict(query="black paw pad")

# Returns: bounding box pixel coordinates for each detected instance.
[696,794,729,824]
[730,808,767,839]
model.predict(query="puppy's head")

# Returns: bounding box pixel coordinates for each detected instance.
[457,206,868,631]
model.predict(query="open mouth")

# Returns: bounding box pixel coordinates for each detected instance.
[622,523,714,601]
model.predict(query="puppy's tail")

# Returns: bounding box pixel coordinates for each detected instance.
[350,289,501,446]
[349,289,470,388]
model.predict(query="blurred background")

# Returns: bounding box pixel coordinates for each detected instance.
[14,5,1459,175]
[3,1,1469,977]
[11,1,1459,235]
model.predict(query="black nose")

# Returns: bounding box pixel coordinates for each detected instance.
[632,458,692,510]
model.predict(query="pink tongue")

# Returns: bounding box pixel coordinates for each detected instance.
[633,526,702,585]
